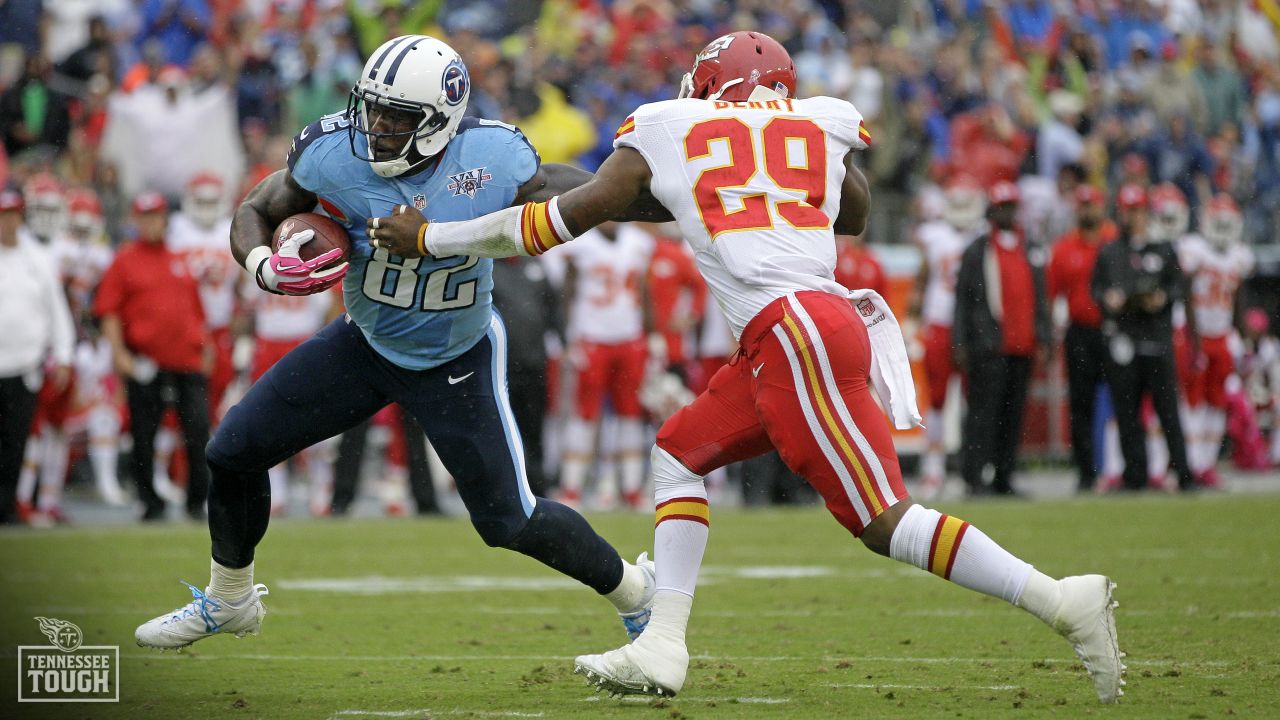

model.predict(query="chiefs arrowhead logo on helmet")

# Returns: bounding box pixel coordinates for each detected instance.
[680,31,797,102]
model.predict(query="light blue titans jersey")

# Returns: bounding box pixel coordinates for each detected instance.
[287,114,538,370]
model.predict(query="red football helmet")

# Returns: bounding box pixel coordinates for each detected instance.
[680,31,797,102]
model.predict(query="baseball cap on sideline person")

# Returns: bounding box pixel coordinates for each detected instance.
[1116,184,1148,210]
[132,191,169,214]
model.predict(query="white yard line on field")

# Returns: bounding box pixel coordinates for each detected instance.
[117,652,1230,669]
[831,683,1020,691]
[329,711,544,719]
[581,696,791,704]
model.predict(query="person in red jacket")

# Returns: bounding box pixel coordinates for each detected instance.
[1047,185,1119,492]
[94,192,212,521]
[646,229,706,374]
[834,233,887,298]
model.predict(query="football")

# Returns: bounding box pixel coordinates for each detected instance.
[272,212,350,268]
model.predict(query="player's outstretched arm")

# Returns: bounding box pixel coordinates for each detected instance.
[371,148,656,259]
[517,162,673,224]
[834,152,871,237]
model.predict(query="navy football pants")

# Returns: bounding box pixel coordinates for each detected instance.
[206,313,623,594]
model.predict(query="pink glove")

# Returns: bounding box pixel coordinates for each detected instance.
[254,228,348,295]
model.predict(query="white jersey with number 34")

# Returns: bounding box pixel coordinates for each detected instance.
[614,95,869,337]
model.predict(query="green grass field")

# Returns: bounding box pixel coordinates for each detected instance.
[2,494,1278,719]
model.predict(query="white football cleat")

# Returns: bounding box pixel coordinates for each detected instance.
[574,631,689,697]
[1051,575,1124,703]
[618,552,657,640]
[135,581,269,650]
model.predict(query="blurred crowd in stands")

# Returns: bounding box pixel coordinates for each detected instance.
[1,0,1279,526]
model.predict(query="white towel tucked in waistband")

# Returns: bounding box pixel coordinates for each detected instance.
[848,289,924,430]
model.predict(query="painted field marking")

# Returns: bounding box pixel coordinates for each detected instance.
[832,683,1020,691]
[115,653,1230,669]
[329,711,543,719]
[582,695,790,704]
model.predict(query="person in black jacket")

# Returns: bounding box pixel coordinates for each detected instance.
[491,256,563,496]
[952,181,1050,496]
[1092,184,1195,492]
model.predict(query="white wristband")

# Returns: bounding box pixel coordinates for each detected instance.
[244,245,273,275]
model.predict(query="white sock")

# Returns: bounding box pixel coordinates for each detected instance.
[644,590,693,645]
[18,436,39,503]
[604,558,647,613]
[889,504,1036,605]
[616,418,646,493]
[560,416,595,494]
[1146,425,1168,479]
[268,464,288,508]
[307,443,335,509]
[652,447,708,597]
[209,559,254,604]
[1102,420,1123,478]
[1204,408,1226,469]
[38,430,69,511]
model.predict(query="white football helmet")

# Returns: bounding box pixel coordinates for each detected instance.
[1149,183,1189,241]
[23,173,66,241]
[941,178,986,232]
[348,35,470,178]
[182,171,227,229]
[1202,194,1242,251]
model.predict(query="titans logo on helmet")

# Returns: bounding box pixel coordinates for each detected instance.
[443,59,468,106]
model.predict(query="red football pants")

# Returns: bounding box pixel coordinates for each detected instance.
[575,338,647,420]
[657,291,908,536]
[922,322,956,411]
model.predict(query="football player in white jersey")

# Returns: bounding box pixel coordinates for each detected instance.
[382,31,1122,704]
[1179,195,1253,486]
[909,178,985,498]
[558,222,657,510]
[168,172,241,425]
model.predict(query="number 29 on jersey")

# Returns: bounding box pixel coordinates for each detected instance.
[685,117,829,238]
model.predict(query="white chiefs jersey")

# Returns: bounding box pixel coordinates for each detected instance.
[167,212,239,330]
[46,234,112,310]
[243,283,334,342]
[615,95,868,337]
[1179,236,1254,338]
[563,224,654,344]
[916,220,968,327]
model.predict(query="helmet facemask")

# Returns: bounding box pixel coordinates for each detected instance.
[1204,210,1242,251]
[1153,203,1188,241]
[348,87,450,178]
[184,182,226,229]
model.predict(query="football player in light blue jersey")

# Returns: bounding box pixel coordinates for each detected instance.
[135,35,659,653]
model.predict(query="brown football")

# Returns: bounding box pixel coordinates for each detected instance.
[272,212,350,267]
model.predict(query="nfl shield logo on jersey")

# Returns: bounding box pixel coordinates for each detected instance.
[413,193,426,210]
[857,298,876,318]
[448,168,493,199]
